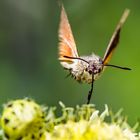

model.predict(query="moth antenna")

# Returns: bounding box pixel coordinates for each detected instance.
[104,64,131,70]
[63,55,89,64]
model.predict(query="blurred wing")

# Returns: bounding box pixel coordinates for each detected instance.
[58,5,79,69]
[103,9,130,65]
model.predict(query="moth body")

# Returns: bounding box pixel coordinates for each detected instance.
[69,54,103,83]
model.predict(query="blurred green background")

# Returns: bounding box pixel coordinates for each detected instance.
[0,0,139,126]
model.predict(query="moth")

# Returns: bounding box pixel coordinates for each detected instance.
[58,5,131,104]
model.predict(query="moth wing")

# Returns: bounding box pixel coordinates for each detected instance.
[103,9,130,65]
[58,5,79,69]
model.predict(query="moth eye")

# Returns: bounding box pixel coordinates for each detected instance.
[98,68,101,73]
[85,68,88,71]
[89,70,93,75]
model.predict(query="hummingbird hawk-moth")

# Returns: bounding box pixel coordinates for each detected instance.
[58,4,131,104]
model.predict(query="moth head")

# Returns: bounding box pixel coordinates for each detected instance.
[86,58,103,75]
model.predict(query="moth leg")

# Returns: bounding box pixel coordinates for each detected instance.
[65,72,71,78]
[87,74,94,104]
